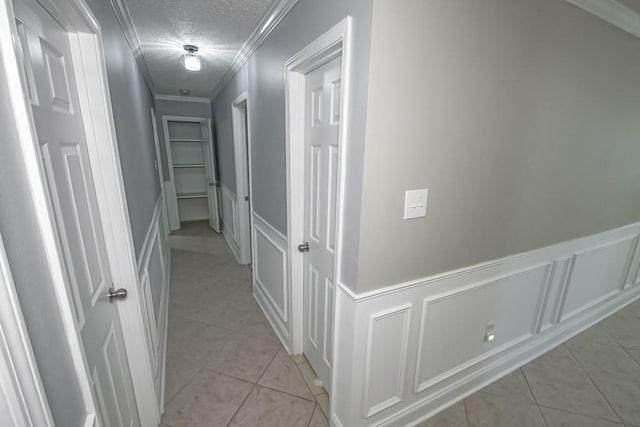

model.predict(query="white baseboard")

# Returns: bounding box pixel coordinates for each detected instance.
[331,222,640,426]
[223,226,242,264]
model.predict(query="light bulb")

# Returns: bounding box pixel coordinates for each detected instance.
[182,45,201,71]
[183,52,201,71]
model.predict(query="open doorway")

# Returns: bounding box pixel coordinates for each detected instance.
[162,116,221,233]
[229,92,253,266]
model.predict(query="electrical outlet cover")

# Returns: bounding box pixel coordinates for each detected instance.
[404,189,428,219]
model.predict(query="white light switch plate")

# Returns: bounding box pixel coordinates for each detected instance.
[404,189,428,219]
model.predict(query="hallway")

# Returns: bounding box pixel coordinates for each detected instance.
[162,222,640,427]
[162,222,329,426]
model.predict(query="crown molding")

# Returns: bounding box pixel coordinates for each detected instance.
[154,94,211,104]
[566,0,640,38]
[109,0,156,92]
[209,0,298,99]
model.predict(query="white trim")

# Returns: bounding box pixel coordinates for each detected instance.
[565,0,640,38]
[136,197,170,412]
[284,17,352,361]
[108,0,156,91]
[253,224,289,322]
[411,263,549,393]
[231,92,253,265]
[251,211,291,352]
[161,115,219,231]
[339,221,640,303]
[0,0,99,423]
[151,107,169,236]
[154,94,211,104]
[220,184,241,263]
[71,28,159,425]
[4,0,161,424]
[362,304,412,418]
[210,0,298,98]
[253,211,288,242]
[373,287,640,427]
[330,222,640,426]
[0,233,53,426]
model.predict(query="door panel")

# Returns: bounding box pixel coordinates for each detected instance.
[302,57,342,391]
[14,0,139,425]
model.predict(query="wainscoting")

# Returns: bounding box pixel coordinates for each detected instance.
[331,222,640,426]
[252,212,292,352]
[220,185,241,263]
[136,197,170,410]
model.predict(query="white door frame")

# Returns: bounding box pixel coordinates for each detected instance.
[284,17,352,358]
[161,115,218,230]
[0,0,159,424]
[151,107,170,236]
[231,92,254,265]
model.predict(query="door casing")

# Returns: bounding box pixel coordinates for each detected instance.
[284,16,352,392]
[0,0,159,424]
[231,92,253,265]
[161,115,220,232]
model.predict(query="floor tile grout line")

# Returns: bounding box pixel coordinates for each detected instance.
[563,343,623,423]
[536,404,625,425]
[535,401,550,427]
[520,367,541,406]
[162,363,205,407]
[226,383,257,427]
[256,383,318,403]
[307,404,319,427]
[517,367,551,426]
[254,347,283,384]
[462,398,471,426]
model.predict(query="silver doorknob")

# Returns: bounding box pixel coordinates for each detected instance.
[107,287,128,303]
[298,242,310,253]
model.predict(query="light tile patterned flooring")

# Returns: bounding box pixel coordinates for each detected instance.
[162,222,328,427]
[163,221,640,427]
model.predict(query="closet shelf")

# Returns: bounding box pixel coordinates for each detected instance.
[170,138,203,143]
[173,164,205,168]
[176,192,207,200]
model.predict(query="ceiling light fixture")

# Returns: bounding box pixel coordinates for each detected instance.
[182,45,201,71]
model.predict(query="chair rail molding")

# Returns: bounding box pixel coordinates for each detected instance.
[330,221,640,426]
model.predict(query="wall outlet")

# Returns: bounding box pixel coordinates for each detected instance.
[484,322,496,343]
[403,189,429,219]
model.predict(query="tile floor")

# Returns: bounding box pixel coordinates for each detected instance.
[162,221,640,427]
[161,221,329,427]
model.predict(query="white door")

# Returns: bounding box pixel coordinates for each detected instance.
[14,0,139,425]
[203,123,221,232]
[302,57,342,391]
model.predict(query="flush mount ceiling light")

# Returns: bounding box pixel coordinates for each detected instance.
[179,89,190,95]
[182,45,201,71]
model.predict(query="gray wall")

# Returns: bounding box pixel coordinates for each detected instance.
[0,55,85,426]
[212,0,374,289]
[86,0,160,258]
[154,99,213,181]
[357,0,640,291]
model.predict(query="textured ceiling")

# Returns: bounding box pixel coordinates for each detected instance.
[123,0,275,97]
